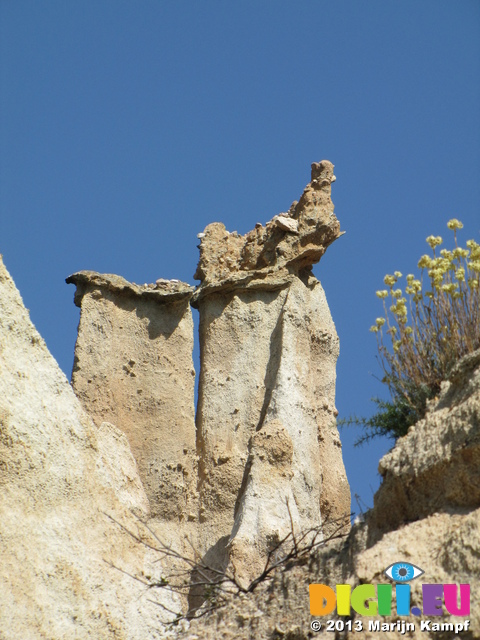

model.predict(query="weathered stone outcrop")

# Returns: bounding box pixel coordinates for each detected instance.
[180,350,480,640]
[63,162,350,585]
[66,271,197,521]
[371,348,480,538]
[0,256,176,639]
[194,161,350,579]
[2,157,478,639]
[341,350,480,638]
[0,161,353,635]
[193,160,342,298]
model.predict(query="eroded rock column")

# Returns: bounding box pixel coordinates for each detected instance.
[66,272,197,521]
[193,161,351,577]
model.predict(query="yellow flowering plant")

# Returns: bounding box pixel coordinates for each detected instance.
[346,220,479,444]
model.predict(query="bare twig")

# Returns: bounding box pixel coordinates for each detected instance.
[104,505,351,624]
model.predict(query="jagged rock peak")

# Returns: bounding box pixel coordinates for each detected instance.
[193,160,342,301]
[66,270,194,307]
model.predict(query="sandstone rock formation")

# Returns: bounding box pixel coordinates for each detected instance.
[179,349,480,640]
[371,348,480,538]
[342,351,480,638]
[0,256,177,639]
[0,161,353,636]
[2,158,477,639]
[66,271,197,521]
[193,160,342,292]
[65,161,351,587]
[194,161,350,580]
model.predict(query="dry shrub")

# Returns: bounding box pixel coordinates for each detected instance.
[346,219,479,444]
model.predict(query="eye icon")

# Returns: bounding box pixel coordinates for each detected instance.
[384,562,424,582]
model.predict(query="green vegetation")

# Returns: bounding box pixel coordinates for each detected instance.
[345,219,480,445]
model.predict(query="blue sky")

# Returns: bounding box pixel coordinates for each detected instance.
[1,1,479,513]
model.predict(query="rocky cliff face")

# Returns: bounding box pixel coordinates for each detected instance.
[10,159,471,639]
[342,349,480,639]
[0,161,352,637]
[0,256,177,639]
[370,349,480,538]
[179,349,480,640]
[65,161,351,588]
